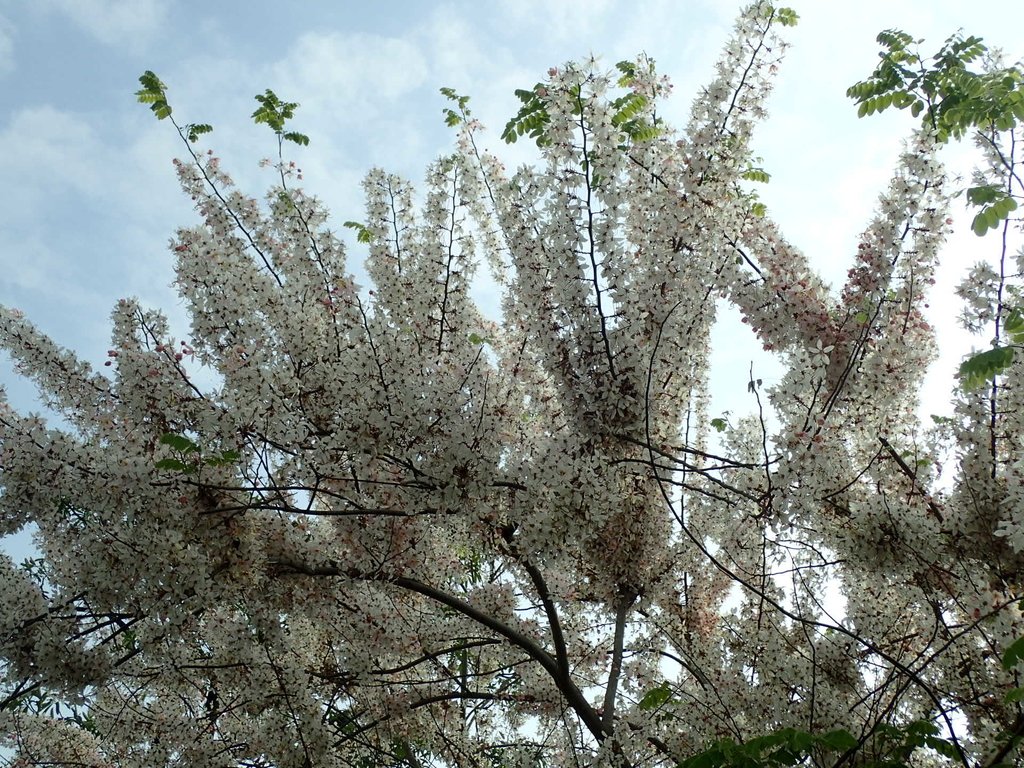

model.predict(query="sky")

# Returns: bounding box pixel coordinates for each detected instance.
[0,0,1023,558]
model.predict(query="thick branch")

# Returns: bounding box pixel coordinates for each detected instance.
[273,560,608,743]
[602,593,634,733]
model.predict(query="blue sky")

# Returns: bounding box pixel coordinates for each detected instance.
[1,0,1022,557]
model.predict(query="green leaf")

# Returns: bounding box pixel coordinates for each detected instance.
[680,742,730,768]
[638,681,672,711]
[628,121,662,142]
[283,131,310,146]
[136,72,173,120]
[741,168,771,184]
[959,345,1015,389]
[186,123,213,142]
[1005,687,1024,704]
[903,720,940,742]
[710,417,728,432]
[744,728,794,754]
[610,92,647,127]
[972,203,1007,235]
[343,221,374,244]
[252,89,301,135]
[891,90,914,108]
[159,433,199,453]
[787,730,814,752]
[876,29,914,52]
[439,86,471,117]
[1004,309,1024,344]
[774,7,799,26]
[967,184,1003,205]
[204,449,240,467]
[995,196,1019,217]
[818,729,858,751]
[849,27,1024,150]
[615,60,638,87]
[1002,636,1024,670]
[923,735,960,760]
[502,84,552,146]
[155,458,186,471]
[136,70,165,94]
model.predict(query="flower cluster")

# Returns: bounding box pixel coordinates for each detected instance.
[1,3,1022,766]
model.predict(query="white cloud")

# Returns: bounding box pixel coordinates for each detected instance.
[0,106,104,209]
[274,32,429,105]
[0,13,14,76]
[494,0,614,43]
[38,0,167,51]
[264,31,434,178]
[0,103,185,302]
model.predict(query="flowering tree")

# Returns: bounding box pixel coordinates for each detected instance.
[2,3,1024,766]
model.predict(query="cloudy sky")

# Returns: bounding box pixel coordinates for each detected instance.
[0,0,1022,558]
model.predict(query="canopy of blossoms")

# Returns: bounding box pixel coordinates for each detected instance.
[1,3,1022,767]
